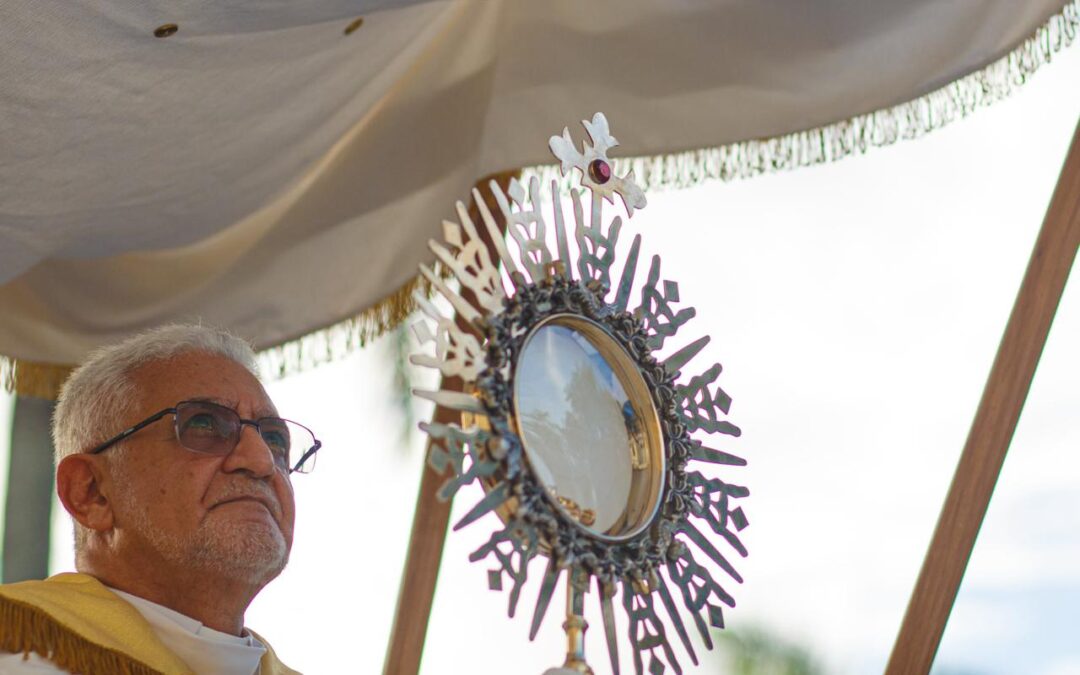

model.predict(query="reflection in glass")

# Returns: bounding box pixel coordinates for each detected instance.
[515,321,659,537]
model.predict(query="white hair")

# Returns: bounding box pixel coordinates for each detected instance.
[53,324,260,550]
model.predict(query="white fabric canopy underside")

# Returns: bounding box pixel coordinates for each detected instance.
[0,0,1071,363]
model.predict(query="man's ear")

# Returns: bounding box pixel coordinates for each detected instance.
[56,454,114,533]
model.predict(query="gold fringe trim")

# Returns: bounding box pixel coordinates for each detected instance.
[0,595,164,675]
[1,358,74,401]
[0,268,448,399]
[526,0,1080,191]
[257,169,518,381]
[2,170,518,398]
[256,263,450,380]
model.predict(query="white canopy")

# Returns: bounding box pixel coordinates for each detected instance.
[0,0,1072,367]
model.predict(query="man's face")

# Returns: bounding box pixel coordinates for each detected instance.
[105,351,296,586]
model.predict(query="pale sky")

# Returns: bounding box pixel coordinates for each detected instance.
[0,38,1077,675]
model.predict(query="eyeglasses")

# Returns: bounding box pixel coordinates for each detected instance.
[88,399,321,474]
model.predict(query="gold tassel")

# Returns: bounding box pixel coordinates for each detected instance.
[1,358,74,401]
[0,595,165,675]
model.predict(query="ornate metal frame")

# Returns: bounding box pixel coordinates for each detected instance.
[411,113,748,675]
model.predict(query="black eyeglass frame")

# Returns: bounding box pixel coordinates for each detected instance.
[87,399,322,474]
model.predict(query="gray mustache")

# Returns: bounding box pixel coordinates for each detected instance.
[214,482,282,518]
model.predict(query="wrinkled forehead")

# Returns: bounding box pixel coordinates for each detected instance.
[127,350,277,419]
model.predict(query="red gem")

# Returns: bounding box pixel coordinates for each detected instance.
[588,159,612,184]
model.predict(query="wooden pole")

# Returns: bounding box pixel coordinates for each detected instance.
[886,117,1080,674]
[381,380,462,675]
[383,172,516,675]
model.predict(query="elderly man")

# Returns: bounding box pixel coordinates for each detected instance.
[0,325,317,674]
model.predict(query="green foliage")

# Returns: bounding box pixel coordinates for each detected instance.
[715,626,826,675]
[390,322,417,447]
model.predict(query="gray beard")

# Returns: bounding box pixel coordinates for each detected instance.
[183,515,289,584]
[115,486,289,585]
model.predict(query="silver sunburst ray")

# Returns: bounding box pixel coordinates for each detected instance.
[411,112,749,675]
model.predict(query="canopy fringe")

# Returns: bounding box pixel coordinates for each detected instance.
[256,261,450,381]
[288,1,1075,385]
[256,168,517,381]
[0,267,446,399]
[1,164,499,400]
[525,0,1080,191]
[4,0,1078,397]
[0,595,164,675]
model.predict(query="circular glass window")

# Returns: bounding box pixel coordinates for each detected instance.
[514,315,665,540]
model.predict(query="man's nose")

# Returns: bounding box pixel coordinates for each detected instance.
[222,424,276,477]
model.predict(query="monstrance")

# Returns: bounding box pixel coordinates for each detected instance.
[411,113,748,675]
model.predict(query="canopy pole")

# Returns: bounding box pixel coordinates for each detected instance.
[3,396,56,583]
[383,172,516,675]
[380,379,461,675]
[886,117,1080,674]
